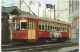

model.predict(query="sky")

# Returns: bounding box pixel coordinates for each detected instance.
[2,0,58,17]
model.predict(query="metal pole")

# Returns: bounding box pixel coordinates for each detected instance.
[20,0,21,11]
[38,1,39,17]
[45,2,46,18]
[50,9,51,19]
[12,0,13,6]
[54,4,55,20]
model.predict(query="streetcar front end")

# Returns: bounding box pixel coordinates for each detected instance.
[11,19,28,42]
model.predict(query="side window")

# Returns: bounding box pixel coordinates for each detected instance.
[21,22,26,30]
[42,22,44,30]
[58,25,60,31]
[59,25,61,31]
[28,20,35,30]
[55,24,57,31]
[28,21,30,29]
[16,20,20,30]
[50,23,52,31]
[56,24,58,31]
[12,20,15,30]
[48,23,50,31]
[63,28,64,31]
[65,26,68,32]
[33,21,35,30]
[45,22,47,31]
[61,27,63,31]
[53,24,54,31]
[30,21,32,29]
[39,21,41,30]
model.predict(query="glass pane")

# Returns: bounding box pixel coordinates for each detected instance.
[30,24,31,29]
[48,23,50,25]
[39,25,41,30]
[21,22,26,29]
[13,23,15,30]
[42,22,44,25]
[39,21,41,25]
[28,24,29,29]
[13,20,15,22]
[53,24,54,26]
[45,22,47,25]
[32,22,33,30]
[34,25,35,29]
[42,25,44,30]
[16,20,20,30]
[50,23,52,26]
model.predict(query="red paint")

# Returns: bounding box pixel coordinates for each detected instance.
[51,39,57,41]
[12,17,71,42]
[12,30,27,39]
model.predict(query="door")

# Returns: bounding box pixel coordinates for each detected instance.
[69,27,71,39]
[28,20,36,39]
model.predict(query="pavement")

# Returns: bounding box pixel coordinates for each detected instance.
[1,43,12,47]
[67,38,79,43]
[1,38,79,47]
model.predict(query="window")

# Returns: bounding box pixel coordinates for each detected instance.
[54,26,57,31]
[33,21,35,29]
[12,20,15,30]
[48,23,50,31]
[42,22,44,30]
[61,27,63,31]
[50,23,52,31]
[63,28,64,31]
[32,21,33,29]
[16,20,20,30]
[28,20,35,30]
[28,21,29,29]
[13,23,15,30]
[66,26,68,32]
[21,22,26,30]
[39,21,41,30]
[55,24,57,31]
[45,22,47,31]
[53,24,54,31]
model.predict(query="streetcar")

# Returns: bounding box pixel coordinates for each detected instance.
[10,15,71,43]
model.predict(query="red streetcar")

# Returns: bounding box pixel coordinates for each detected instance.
[10,15,71,43]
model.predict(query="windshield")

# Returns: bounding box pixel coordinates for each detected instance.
[21,22,26,30]
[12,20,27,30]
[16,20,20,30]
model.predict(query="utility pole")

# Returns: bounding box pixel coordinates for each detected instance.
[45,2,46,18]
[54,4,55,20]
[12,0,13,6]
[20,0,21,11]
[38,1,39,17]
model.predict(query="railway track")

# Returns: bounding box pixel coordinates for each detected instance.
[2,42,78,51]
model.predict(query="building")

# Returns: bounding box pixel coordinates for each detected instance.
[43,0,69,22]
[1,6,32,44]
[2,6,21,44]
[69,0,79,39]
[1,1,5,6]
[57,0,69,22]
